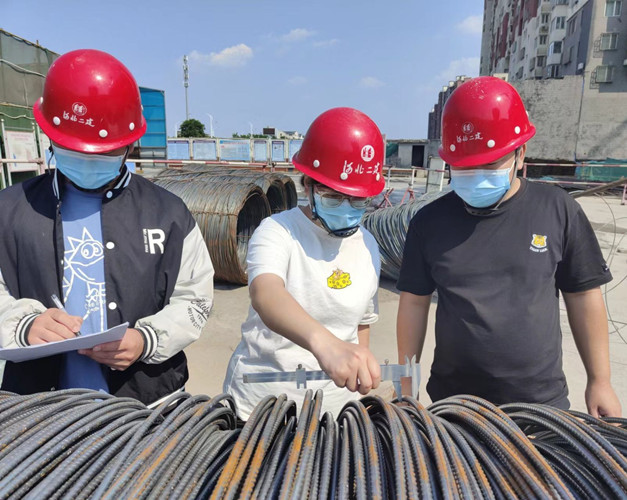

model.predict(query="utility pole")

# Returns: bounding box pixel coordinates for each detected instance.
[183,55,189,120]
[206,113,214,137]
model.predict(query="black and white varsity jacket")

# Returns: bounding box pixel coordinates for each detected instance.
[0,167,214,404]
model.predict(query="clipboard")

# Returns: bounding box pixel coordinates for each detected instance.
[0,322,129,362]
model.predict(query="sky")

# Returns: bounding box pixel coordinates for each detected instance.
[2,0,484,139]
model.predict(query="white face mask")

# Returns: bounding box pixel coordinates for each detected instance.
[53,146,126,190]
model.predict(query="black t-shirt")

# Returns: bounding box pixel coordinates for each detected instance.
[397,179,612,407]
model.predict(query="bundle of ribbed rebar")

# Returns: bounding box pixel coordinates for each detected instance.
[0,389,624,499]
[362,191,447,281]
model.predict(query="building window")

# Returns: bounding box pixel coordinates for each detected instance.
[567,15,578,35]
[596,65,614,82]
[553,16,566,30]
[600,32,619,50]
[563,45,574,63]
[549,41,563,55]
[547,64,560,78]
[606,0,622,16]
[541,13,550,24]
[539,34,548,45]
[537,55,546,66]
[529,57,536,70]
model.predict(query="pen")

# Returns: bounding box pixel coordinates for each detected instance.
[51,294,81,337]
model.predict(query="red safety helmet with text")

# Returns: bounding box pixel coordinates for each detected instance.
[33,49,146,154]
[439,76,536,168]
[292,107,385,197]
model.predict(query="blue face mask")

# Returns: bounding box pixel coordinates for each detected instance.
[450,163,514,208]
[313,193,366,235]
[53,146,125,190]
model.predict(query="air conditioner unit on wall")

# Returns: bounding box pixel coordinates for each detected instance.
[577,62,584,70]
[624,59,627,66]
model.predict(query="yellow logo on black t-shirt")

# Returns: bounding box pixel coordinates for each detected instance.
[327,268,351,289]
[530,234,548,253]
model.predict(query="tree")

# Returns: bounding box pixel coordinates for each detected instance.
[179,119,206,138]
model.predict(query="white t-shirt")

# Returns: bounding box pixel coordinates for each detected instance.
[223,207,380,419]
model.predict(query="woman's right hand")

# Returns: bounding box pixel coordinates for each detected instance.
[27,308,83,344]
[312,335,381,395]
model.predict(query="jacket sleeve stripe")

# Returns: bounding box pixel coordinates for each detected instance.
[136,325,158,361]
[17,313,39,347]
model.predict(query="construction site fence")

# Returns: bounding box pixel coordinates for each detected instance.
[166,137,305,164]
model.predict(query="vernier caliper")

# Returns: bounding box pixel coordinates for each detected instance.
[243,356,420,399]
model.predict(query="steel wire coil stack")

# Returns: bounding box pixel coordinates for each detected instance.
[220,168,297,214]
[0,389,624,499]
[362,191,448,281]
[153,176,270,284]
[157,166,298,214]
[277,174,299,211]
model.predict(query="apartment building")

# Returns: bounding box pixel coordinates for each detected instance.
[481,0,627,84]
[477,0,627,161]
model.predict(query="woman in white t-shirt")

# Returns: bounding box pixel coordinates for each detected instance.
[223,107,387,419]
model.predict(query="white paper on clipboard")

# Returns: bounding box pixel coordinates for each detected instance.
[0,322,129,362]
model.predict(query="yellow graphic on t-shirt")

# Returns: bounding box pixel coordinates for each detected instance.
[327,268,351,289]
[531,234,547,249]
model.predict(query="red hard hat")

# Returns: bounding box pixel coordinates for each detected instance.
[439,76,536,167]
[292,107,385,197]
[33,49,146,154]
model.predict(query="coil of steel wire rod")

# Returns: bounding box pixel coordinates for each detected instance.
[362,191,447,281]
[153,176,270,284]
[277,174,299,211]
[156,166,297,213]
[221,171,287,214]
[0,389,625,499]
[222,168,297,212]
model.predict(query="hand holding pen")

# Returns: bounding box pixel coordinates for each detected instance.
[25,295,83,345]
[50,294,82,337]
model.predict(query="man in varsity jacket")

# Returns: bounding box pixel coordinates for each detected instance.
[0,49,214,405]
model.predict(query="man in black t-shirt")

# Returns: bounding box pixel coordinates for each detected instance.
[397,77,621,417]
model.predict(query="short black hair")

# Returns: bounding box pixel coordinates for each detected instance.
[301,175,322,189]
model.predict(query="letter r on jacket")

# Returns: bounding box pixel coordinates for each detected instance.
[143,229,165,254]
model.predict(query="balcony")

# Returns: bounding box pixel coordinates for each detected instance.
[536,46,548,56]
[540,25,549,33]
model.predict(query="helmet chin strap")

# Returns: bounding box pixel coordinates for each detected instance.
[308,184,359,238]
[463,151,519,217]
[46,145,54,174]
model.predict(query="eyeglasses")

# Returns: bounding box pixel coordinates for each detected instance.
[315,187,372,209]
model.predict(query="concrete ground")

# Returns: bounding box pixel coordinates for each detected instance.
[185,175,627,414]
